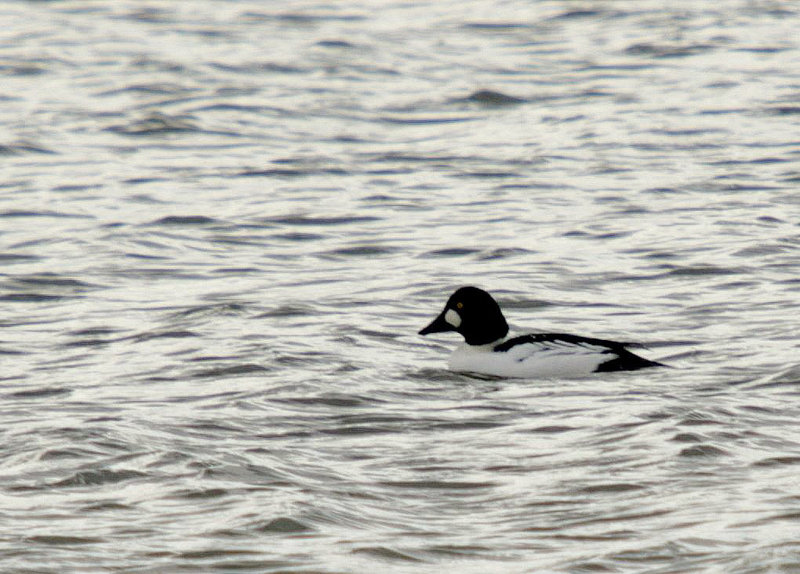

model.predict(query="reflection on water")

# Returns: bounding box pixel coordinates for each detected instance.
[1,0,799,572]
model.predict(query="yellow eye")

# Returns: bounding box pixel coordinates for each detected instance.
[456,302,463,309]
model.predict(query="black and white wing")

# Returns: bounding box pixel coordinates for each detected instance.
[494,333,662,373]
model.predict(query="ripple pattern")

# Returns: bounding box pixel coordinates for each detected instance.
[1,1,799,572]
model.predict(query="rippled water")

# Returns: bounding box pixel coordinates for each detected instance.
[2,1,799,572]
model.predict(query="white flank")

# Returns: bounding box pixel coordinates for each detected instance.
[448,339,612,379]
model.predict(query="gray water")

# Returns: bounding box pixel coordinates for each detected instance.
[1,1,799,572]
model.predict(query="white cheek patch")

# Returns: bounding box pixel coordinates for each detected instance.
[444,308,462,328]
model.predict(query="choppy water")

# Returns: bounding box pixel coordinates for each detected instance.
[2,1,799,572]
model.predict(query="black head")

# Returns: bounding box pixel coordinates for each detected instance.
[419,286,509,346]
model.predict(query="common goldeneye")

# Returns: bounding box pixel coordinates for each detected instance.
[419,286,664,378]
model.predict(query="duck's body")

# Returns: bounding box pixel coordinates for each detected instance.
[419,287,663,378]
[448,333,661,378]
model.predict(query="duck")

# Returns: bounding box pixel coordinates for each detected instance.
[419,286,664,378]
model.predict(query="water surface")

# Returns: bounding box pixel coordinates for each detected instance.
[1,1,799,572]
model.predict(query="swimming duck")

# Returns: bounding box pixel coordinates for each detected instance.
[419,286,664,378]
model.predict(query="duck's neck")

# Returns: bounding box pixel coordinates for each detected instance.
[462,325,508,346]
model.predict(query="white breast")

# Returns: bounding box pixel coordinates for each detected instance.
[448,340,613,378]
